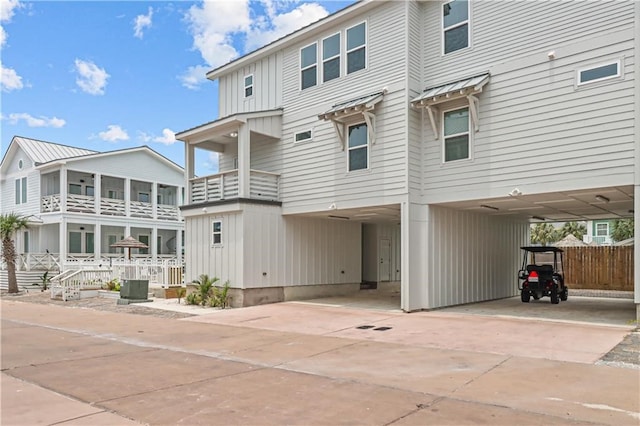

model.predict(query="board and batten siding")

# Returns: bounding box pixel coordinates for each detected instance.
[217,52,284,117]
[407,0,423,198]
[425,205,528,309]
[422,31,635,202]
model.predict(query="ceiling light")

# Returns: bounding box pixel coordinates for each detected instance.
[328,215,349,220]
[595,195,610,203]
[480,204,499,211]
[532,216,545,221]
[230,132,238,137]
[509,188,522,197]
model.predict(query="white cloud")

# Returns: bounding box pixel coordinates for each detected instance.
[0,0,21,22]
[181,1,328,90]
[178,65,209,90]
[5,112,65,128]
[1,63,23,92]
[153,128,177,145]
[202,152,219,173]
[137,131,152,142]
[98,125,129,142]
[74,59,109,95]
[133,7,153,39]
[0,25,6,47]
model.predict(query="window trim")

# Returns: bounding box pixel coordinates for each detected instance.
[322,32,341,83]
[442,0,470,56]
[211,219,223,246]
[244,74,254,98]
[346,21,367,75]
[595,222,609,237]
[576,59,621,86]
[300,42,318,90]
[294,129,313,144]
[442,105,472,164]
[346,121,369,172]
[15,177,27,204]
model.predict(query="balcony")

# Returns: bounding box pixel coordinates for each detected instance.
[189,169,279,204]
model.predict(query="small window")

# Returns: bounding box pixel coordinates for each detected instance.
[347,123,368,171]
[15,177,27,204]
[346,22,366,74]
[322,33,340,82]
[443,107,470,162]
[69,232,82,253]
[23,231,29,253]
[294,130,312,143]
[443,0,469,54]
[86,186,94,196]
[301,43,317,90]
[86,232,94,253]
[212,220,222,245]
[244,74,253,98]
[69,184,82,195]
[107,190,120,199]
[138,235,149,255]
[18,159,23,170]
[577,61,620,85]
[138,192,150,203]
[595,223,609,237]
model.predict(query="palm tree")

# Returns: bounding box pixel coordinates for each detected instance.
[530,223,558,246]
[191,274,219,306]
[1,213,29,293]
[558,221,587,240]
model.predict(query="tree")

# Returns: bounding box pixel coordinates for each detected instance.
[1,213,29,293]
[558,221,587,241]
[610,219,634,242]
[530,223,558,245]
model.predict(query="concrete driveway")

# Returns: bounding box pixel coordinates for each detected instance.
[1,296,638,425]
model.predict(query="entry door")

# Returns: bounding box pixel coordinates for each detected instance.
[379,238,391,282]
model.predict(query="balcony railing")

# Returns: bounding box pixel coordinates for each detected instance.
[40,194,179,220]
[190,169,279,204]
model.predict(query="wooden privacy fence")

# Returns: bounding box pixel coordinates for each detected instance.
[562,246,633,291]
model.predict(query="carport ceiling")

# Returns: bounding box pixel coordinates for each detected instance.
[439,185,634,222]
[303,204,401,224]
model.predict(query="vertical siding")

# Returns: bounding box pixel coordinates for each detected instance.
[421,2,636,202]
[426,205,528,309]
[407,0,423,196]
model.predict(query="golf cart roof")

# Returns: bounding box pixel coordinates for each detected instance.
[520,246,564,253]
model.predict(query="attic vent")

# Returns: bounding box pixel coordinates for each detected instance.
[18,159,23,170]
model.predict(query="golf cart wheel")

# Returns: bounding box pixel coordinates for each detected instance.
[550,286,560,304]
[560,287,568,301]
[521,290,531,303]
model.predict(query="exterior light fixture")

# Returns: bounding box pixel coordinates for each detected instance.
[480,204,499,211]
[532,216,545,221]
[230,132,238,137]
[595,195,610,203]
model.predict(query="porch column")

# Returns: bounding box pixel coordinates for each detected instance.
[176,228,182,264]
[94,173,101,214]
[124,178,131,217]
[185,143,195,204]
[152,182,158,219]
[152,227,158,262]
[400,201,428,312]
[60,165,67,213]
[238,124,250,198]
[94,223,102,262]
[634,0,640,324]
[59,218,67,268]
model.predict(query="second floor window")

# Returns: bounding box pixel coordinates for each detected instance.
[212,220,222,245]
[15,177,27,204]
[443,0,469,54]
[323,33,340,82]
[347,22,366,74]
[301,43,317,90]
[348,122,368,171]
[596,223,609,237]
[244,74,253,97]
[443,107,470,162]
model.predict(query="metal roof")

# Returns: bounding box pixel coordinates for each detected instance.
[318,91,385,121]
[412,73,490,105]
[14,136,97,164]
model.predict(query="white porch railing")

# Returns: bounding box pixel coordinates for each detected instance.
[100,197,126,216]
[157,204,180,220]
[15,253,61,271]
[130,201,153,218]
[50,269,112,301]
[67,194,95,213]
[41,194,61,212]
[190,169,279,204]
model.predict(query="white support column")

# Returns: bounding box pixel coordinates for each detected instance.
[400,201,428,312]
[60,166,67,213]
[59,218,67,267]
[94,173,101,215]
[238,124,250,198]
[94,223,101,262]
[176,228,182,264]
[124,178,131,217]
[152,182,158,219]
[152,227,158,262]
[634,1,640,323]
[185,143,195,204]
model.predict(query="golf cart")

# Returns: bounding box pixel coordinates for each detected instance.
[518,246,568,304]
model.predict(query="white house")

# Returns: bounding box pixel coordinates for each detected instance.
[0,136,185,277]
[176,0,639,318]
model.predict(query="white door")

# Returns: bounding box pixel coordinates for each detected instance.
[379,238,391,282]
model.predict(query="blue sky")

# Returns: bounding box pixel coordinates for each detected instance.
[1,0,355,175]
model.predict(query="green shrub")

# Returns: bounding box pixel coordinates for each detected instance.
[191,274,219,307]
[185,292,200,305]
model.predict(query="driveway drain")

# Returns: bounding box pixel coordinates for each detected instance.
[373,327,392,331]
[356,325,375,329]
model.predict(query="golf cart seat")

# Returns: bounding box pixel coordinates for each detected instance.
[526,264,553,282]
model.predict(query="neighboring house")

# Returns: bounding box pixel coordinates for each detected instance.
[0,136,185,273]
[583,220,614,245]
[176,1,638,314]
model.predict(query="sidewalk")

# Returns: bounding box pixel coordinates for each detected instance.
[2,297,638,425]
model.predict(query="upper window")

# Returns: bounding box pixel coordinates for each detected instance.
[301,43,317,90]
[69,184,82,195]
[443,107,470,162]
[138,192,150,203]
[212,220,222,245]
[348,123,368,171]
[244,74,253,97]
[294,130,312,143]
[346,22,366,74]
[577,61,620,86]
[15,177,27,204]
[322,33,340,83]
[595,223,609,237]
[443,0,469,54]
